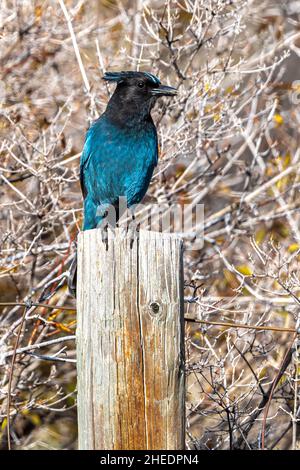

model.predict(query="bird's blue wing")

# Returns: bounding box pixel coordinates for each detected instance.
[79,126,95,199]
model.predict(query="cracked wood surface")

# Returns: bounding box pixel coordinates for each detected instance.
[76,228,185,450]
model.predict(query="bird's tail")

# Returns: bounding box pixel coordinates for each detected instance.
[68,253,77,297]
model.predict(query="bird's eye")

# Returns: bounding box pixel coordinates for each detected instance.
[137,81,144,88]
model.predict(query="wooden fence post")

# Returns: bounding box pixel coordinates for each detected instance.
[76,228,185,450]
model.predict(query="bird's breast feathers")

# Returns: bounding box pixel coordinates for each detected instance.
[80,116,158,207]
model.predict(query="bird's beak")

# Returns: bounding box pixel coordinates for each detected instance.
[151,84,177,97]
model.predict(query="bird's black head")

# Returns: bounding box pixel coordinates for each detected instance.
[103,71,177,127]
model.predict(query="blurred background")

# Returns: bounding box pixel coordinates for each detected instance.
[1,0,300,450]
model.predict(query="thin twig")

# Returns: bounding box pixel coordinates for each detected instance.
[27,352,76,363]
[184,317,297,334]
[58,0,90,93]
[0,302,75,311]
[3,335,76,359]
[6,306,27,450]
[261,332,297,450]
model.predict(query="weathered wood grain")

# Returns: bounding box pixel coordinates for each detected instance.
[76,228,185,450]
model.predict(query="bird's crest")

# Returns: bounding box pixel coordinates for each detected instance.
[103,71,161,86]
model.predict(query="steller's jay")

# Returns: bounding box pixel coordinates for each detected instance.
[68,71,177,295]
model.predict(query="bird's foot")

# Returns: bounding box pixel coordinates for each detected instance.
[128,219,140,249]
[119,221,139,249]
[100,223,109,251]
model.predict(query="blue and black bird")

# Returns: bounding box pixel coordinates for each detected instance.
[68,71,177,295]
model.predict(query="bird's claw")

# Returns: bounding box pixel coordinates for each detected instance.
[100,223,109,250]
[128,210,140,248]
[120,219,140,249]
